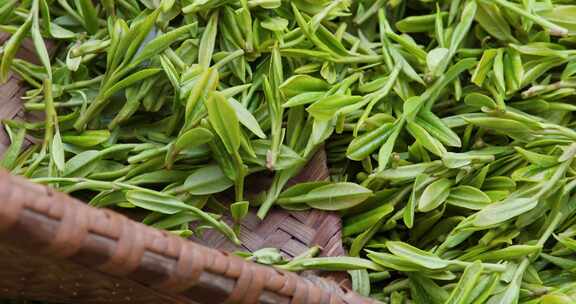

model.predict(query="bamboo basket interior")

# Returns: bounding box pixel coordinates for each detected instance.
[0,33,375,304]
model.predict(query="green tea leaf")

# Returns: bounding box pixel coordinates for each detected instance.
[126,190,189,214]
[417,111,461,148]
[280,75,329,98]
[474,245,541,261]
[367,251,423,272]
[278,182,372,211]
[471,49,497,87]
[539,6,576,35]
[31,1,51,79]
[206,91,240,155]
[473,197,538,227]
[132,23,195,65]
[282,257,383,271]
[427,48,449,73]
[249,248,284,265]
[51,130,65,172]
[198,11,218,68]
[102,68,162,100]
[475,2,516,42]
[446,186,491,210]
[279,181,331,199]
[63,150,101,177]
[0,127,26,170]
[396,13,447,33]
[226,97,266,139]
[409,273,449,304]
[418,178,453,212]
[1,16,32,82]
[174,128,214,152]
[349,269,371,297]
[555,234,576,251]
[127,170,189,185]
[514,147,559,167]
[386,241,450,269]
[464,93,497,109]
[77,0,99,34]
[171,164,233,195]
[307,95,363,121]
[261,16,288,32]
[62,130,110,147]
[283,92,326,108]
[445,261,483,304]
[407,121,447,157]
[347,123,395,161]
[231,200,249,222]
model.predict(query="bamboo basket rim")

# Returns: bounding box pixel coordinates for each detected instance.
[0,170,376,304]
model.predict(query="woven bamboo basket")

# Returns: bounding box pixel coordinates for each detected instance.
[0,34,376,303]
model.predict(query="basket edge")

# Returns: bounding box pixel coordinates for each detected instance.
[0,170,377,304]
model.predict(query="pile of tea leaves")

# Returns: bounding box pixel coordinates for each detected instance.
[2,0,576,303]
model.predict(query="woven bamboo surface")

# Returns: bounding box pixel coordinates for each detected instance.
[0,33,52,155]
[193,150,345,258]
[0,33,371,303]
